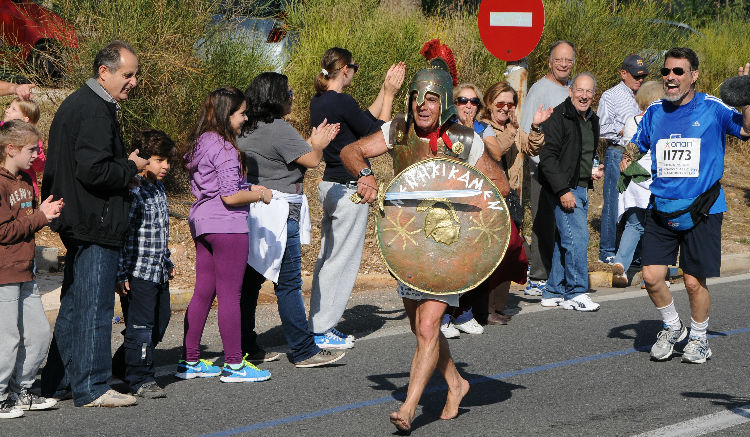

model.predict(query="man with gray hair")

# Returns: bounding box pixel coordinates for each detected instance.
[520,40,576,298]
[41,40,148,407]
[538,72,603,311]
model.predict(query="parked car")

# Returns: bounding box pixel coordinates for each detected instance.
[196,13,295,72]
[0,0,78,83]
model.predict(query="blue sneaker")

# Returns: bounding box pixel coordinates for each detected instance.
[314,329,353,350]
[330,327,355,342]
[220,356,271,383]
[524,279,546,296]
[175,359,221,379]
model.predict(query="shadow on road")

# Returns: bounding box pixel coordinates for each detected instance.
[367,362,525,433]
[607,319,664,350]
[681,391,750,410]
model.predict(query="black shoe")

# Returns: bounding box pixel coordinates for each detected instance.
[134,382,167,399]
[244,349,283,364]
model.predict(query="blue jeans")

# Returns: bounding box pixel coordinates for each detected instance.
[543,186,590,300]
[613,208,645,271]
[241,218,319,363]
[41,241,119,406]
[599,146,622,261]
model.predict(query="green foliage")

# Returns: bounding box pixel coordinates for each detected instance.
[283,0,506,131]
[50,0,273,191]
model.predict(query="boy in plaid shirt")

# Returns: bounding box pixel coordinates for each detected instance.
[112,130,175,399]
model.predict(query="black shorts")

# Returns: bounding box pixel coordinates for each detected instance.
[641,211,722,278]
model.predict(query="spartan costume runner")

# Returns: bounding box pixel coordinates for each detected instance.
[341,40,526,433]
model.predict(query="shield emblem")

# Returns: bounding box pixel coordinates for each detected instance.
[376,157,510,295]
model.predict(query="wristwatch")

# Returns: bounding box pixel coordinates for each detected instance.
[531,124,542,133]
[358,167,373,178]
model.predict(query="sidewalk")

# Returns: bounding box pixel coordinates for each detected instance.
[39,253,750,322]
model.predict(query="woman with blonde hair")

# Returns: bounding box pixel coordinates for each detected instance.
[470,81,553,324]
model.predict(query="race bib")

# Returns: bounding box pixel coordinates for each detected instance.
[655,135,700,178]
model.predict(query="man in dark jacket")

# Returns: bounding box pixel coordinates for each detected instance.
[538,72,603,312]
[41,41,148,408]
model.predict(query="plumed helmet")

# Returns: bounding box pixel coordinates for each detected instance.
[407,39,459,128]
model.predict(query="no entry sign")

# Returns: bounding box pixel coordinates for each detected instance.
[478,0,545,62]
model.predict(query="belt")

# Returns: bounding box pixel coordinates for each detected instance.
[322,177,358,189]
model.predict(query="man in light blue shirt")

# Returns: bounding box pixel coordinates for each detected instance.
[597,54,648,264]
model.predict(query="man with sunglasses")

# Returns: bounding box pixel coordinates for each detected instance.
[597,55,649,266]
[520,40,577,298]
[626,47,750,364]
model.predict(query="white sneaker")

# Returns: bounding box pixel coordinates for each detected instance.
[454,318,484,335]
[561,294,600,312]
[540,297,564,307]
[440,321,460,338]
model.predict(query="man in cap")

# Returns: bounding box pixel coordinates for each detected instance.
[597,54,649,269]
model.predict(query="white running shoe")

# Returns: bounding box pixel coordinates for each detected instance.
[540,297,564,307]
[440,321,460,338]
[454,318,484,335]
[561,294,600,312]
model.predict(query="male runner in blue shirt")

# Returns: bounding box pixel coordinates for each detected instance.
[626,47,750,364]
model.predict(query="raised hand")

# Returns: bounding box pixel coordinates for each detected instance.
[533,105,553,127]
[384,62,406,95]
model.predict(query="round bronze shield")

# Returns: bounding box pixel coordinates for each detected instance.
[376,157,510,295]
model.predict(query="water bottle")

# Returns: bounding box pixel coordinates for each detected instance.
[592,155,600,176]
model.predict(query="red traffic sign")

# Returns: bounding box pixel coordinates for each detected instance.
[478,0,545,62]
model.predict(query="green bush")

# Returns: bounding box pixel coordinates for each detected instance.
[49,0,273,191]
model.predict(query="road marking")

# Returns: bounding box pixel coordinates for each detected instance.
[489,12,533,27]
[633,404,750,436]
[201,326,750,437]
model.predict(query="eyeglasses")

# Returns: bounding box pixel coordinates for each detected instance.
[455,96,481,106]
[633,74,648,80]
[552,57,574,65]
[494,102,515,110]
[573,88,595,97]
[347,63,359,73]
[660,67,688,76]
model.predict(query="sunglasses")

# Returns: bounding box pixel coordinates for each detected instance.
[494,102,516,110]
[347,63,359,73]
[288,89,293,99]
[660,67,688,76]
[456,96,481,106]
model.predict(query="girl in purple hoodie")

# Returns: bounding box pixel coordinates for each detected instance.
[178,87,272,383]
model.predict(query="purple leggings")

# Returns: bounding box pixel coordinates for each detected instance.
[183,233,248,364]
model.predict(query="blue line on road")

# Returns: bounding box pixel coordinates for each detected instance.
[203,326,750,436]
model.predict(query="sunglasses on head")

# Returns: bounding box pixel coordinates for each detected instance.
[456,96,481,106]
[661,67,688,76]
[495,102,515,110]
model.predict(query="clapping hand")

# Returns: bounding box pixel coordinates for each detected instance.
[310,118,340,149]
[40,195,64,220]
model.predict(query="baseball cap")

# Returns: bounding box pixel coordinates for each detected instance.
[622,54,649,76]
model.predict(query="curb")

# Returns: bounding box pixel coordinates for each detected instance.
[42,254,749,322]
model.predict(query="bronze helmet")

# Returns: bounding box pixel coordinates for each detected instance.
[407,41,459,128]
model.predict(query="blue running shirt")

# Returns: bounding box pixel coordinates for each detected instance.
[631,92,747,214]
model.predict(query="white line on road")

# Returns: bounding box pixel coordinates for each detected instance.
[633,404,750,436]
[489,12,533,27]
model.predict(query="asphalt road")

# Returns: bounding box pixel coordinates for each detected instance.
[4,274,750,437]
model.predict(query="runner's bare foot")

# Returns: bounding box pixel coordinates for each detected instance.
[390,410,412,433]
[440,377,470,420]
